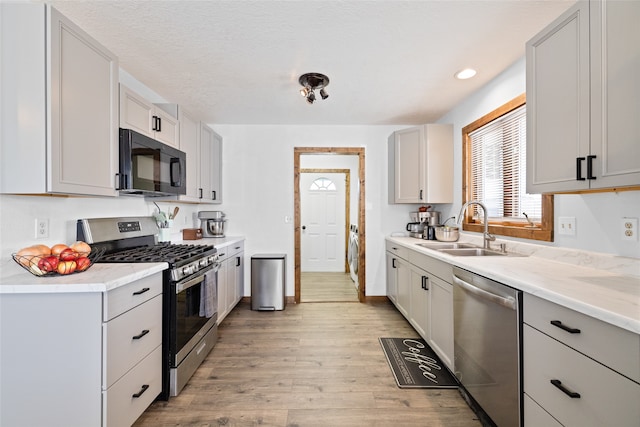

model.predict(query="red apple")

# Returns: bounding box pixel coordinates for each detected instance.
[75,256,91,272]
[57,260,77,275]
[59,248,78,261]
[38,255,60,273]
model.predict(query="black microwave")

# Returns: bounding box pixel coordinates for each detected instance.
[118,128,186,197]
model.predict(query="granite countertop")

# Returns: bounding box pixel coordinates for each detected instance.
[0,259,168,294]
[386,235,640,334]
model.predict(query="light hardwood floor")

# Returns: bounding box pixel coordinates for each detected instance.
[300,272,359,303]
[134,301,482,427]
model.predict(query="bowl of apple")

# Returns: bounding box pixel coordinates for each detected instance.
[12,241,104,277]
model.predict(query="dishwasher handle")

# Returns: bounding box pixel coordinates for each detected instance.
[452,274,516,310]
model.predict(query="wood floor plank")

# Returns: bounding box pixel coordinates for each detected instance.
[133,300,482,427]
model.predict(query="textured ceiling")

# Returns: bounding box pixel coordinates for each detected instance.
[48,0,573,125]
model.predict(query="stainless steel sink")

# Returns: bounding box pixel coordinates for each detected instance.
[416,242,478,250]
[438,248,525,257]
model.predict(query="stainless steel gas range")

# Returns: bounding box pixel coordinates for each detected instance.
[77,216,219,399]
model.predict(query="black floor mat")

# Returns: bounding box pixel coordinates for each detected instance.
[379,337,459,388]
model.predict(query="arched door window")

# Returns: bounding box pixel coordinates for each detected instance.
[309,177,336,191]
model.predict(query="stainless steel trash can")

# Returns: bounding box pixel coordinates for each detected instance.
[251,254,286,311]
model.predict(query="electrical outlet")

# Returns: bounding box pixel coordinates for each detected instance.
[35,218,49,239]
[558,217,576,236]
[621,217,638,241]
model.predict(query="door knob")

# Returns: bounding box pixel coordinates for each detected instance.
[302,226,306,230]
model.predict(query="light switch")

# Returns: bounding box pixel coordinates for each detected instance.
[558,217,576,236]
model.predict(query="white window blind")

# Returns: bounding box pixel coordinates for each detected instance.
[469,105,541,221]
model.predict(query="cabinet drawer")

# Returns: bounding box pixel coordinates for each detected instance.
[385,241,410,260]
[408,250,452,281]
[104,294,162,388]
[104,345,162,427]
[524,293,640,382]
[217,240,244,261]
[104,272,163,321]
[523,325,640,427]
[524,393,562,427]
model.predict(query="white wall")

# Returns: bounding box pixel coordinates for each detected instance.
[438,57,640,258]
[209,124,412,296]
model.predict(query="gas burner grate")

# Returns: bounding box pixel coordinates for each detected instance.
[99,243,215,265]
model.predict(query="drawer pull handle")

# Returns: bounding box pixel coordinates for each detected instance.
[550,379,581,398]
[132,329,150,340]
[550,320,581,334]
[132,384,150,398]
[133,287,150,296]
[422,276,429,291]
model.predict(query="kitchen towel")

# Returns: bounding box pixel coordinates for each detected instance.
[199,269,217,318]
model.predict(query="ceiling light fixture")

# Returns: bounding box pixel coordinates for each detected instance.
[455,68,477,80]
[298,72,330,104]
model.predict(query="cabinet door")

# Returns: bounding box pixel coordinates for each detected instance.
[409,265,429,340]
[49,6,118,196]
[526,1,590,193]
[386,252,398,304]
[225,256,236,314]
[210,130,223,203]
[395,257,411,318]
[590,0,640,188]
[200,123,214,202]
[235,252,244,304]
[217,259,229,323]
[119,84,154,138]
[178,108,201,200]
[428,275,453,369]
[390,127,424,203]
[153,107,179,148]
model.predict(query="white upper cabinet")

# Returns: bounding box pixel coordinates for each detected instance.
[199,123,223,204]
[177,108,202,201]
[388,124,453,204]
[1,4,119,197]
[119,84,180,148]
[527,0,640,193]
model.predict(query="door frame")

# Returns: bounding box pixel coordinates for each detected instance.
[294,147,366,303]
[300,168,350,273]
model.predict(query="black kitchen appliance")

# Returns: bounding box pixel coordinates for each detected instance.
[77,216,218,400]
[118,128,187,197]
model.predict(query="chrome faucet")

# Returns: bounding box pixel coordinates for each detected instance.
[457,200,496,249]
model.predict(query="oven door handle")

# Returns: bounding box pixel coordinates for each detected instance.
[176,263,217,294]
[452,274,516,310]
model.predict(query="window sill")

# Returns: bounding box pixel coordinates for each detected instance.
[462,222,553,242]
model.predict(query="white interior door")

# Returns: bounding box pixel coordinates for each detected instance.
[301,173,346,272]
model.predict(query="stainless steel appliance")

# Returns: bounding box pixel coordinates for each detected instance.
[406,222,425,238]
[118,128,187,197]
[77,216,219,399]
[199,211,226,238]
[452,266,522,427]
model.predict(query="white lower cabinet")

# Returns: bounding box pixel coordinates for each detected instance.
[216,240,245,323]
[523,294,640,426]
[0,272,163,427]
[385,239,454,370]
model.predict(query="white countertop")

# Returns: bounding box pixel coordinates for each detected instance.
[0,237,245,294]
[0,258,168,294]
[386,235,640,334]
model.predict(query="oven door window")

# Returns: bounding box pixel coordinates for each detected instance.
[175,281,211,353]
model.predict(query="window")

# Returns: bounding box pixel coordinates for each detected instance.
[309,177,336,191]
[462,94,553,241]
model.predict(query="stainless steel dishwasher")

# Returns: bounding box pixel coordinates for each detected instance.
[452,266,522,427]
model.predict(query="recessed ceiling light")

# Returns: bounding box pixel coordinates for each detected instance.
[455,68,477,80]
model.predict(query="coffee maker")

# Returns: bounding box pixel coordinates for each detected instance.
[409,211,440,240]
[198,211,226,238]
